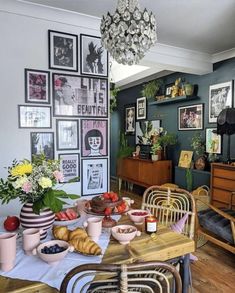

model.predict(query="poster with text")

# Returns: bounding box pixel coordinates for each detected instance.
[59,153,80,183]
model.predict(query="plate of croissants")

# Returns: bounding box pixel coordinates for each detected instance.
[54,208,80,226]
[52,225,102,256]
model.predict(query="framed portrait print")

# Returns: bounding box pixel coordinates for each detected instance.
[80,34,108,77]
[25,69,50,104]
[178,150,193,168]
[18,105,51,128]
[82,158,108,196]
[58,153,80,183]
[52,73,108,117]
[81,119,108,157]
[206,128,222,154]
[56,119,79,150]
[136,97,147,120]
[209,81,233,123]
[136,120,161,144]
[31,132,54,160]
[48,30,78,72]
[178,104,204,130]
[125,104,135,135]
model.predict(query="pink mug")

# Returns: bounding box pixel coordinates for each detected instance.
[83,217,102,242]
[23,228,42,255]
[0,232,17,272]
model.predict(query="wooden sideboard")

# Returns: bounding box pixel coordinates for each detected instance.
[211,163,235,209]
[117,158,172,190]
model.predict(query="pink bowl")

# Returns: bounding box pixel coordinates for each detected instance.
[127,209,150,225]
[34,240,74,265]
[111,224,141,245]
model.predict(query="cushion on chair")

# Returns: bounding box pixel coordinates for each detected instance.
[198,208,235,244]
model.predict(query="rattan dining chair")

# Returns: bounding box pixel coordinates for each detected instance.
[141,185,196,239]
[60,261,182,293]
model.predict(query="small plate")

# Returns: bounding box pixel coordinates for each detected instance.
[54,217,80,226]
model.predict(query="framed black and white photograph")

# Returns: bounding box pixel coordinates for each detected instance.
[178,104,204,131]
[25,69,50,104]
[209,81,233,123]
[165,83,174,97]
[206,128,222,154]
[18,105,51,128]
[125,104,135,135]
[136,97,147,120]
[136,120,161,144]
[81,119,108,157]
[48,30,78,72]
[82,158,108,196]
[52,73,108,117]
[80,34,108,77]
[56,119,79,150]
[58,153,80,183]
[31,132,54,160]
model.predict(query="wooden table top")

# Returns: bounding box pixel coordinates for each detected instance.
[0,215,195,292]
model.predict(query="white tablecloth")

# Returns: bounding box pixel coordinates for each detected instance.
[0,214,120,291]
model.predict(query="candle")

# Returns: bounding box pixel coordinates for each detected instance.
[145,215,157,234]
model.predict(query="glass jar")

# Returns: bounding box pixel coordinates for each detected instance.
[145,215,157,234]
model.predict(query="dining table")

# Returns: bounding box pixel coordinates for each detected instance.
[0,212,195,293]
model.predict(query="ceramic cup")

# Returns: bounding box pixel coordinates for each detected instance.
[23,228,42,256]
[83,217,102,242]
[0,232,17,272]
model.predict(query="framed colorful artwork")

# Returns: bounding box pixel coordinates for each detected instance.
[48,30,78,72]
[80,34,108,77]
[135,120,161,144]
[58,153,80,183]
[206,128,222,154]
[81,119,108,157]
[18,105,51,128]
[125,104,135,135]
[25,69,50,104]
[208,81,233,123]
[178,150,193,168]
[56,119,79,150]
[81,158,108,196]
[30,132,54,160]
[52,73,108,117]
[178,104,204,130]
[136,97,147,120]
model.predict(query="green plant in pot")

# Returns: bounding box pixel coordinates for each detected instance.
[117,131,135,158]
[157,132,177,159]
[141,79,163,100]
[150,142,162,161]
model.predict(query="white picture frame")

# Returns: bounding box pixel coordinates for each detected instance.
[136,97,147,120]
[58,153,80,183]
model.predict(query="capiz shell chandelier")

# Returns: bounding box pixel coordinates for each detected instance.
[100,0,157,65]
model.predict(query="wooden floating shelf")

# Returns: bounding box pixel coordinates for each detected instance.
[149,95,199,105]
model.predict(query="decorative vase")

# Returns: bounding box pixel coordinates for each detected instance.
[20,203,55,240]
[184,83,194,96]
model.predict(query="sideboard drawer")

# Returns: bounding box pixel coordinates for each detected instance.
[213,168,235,180]
[213,177,235,191]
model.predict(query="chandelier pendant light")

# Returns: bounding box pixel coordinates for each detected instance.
[100,0,157,66]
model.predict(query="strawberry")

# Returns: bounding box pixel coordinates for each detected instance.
[104,207,112,216]
[102,192,110,200]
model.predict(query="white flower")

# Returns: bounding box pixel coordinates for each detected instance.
[38,177,52,189]
[13,176,28,189]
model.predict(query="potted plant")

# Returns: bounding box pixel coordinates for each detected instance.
[157,132,177,159]
[117,131,135,158]
[141,79,163,100]
[110,86,120,113]
[150,142,162,161]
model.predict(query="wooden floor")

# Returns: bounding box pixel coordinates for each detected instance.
[113,182,235,293]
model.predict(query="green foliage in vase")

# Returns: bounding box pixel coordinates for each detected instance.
[141,79,163,99]
[150,142,162,154]
[190,132,205,156]
[117,131,135,158]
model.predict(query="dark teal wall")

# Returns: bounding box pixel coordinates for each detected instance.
[110,57,235,177]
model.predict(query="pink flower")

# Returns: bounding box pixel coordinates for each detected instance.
[22,182,32,193]
[53,170,64,182]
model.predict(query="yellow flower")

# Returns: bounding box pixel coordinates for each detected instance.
[38,177,52,189]
[11,164,32,177]
[13,176,28,189]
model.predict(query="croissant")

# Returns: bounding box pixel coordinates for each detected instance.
[68,227,88,240]
[52,226,70,241]
[69,237,102,256]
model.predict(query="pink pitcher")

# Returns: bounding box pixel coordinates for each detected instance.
[0,232,17,272]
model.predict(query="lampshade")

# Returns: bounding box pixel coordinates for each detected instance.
[217,108,235,135]
[100,0,157,65]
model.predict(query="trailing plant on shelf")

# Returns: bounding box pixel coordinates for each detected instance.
[141,79,163,99]
[117,131,135,158]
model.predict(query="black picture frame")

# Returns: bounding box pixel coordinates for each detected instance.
[124,104,135,135]
[81,119,108,157]
[48,30,78,72]
[25,68,50,104]
[18,105,51,128]
[178,103,204,131]
[81,158,108,196]
[30,132,54,160]
[58,153,80,183]
[52,73,108,117]
[80,34,108,77]
[56,119,79,150]
[165,83,174,97]
[136,97,147,120]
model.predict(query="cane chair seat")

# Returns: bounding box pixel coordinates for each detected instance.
[141,186,196,239]
[60,261,182,293]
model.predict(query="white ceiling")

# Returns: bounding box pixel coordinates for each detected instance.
[16,0,235,87]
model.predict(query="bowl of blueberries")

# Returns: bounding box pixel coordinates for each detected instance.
[34,240,74,265]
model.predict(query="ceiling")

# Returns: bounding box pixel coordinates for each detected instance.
[18,0,235,87]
